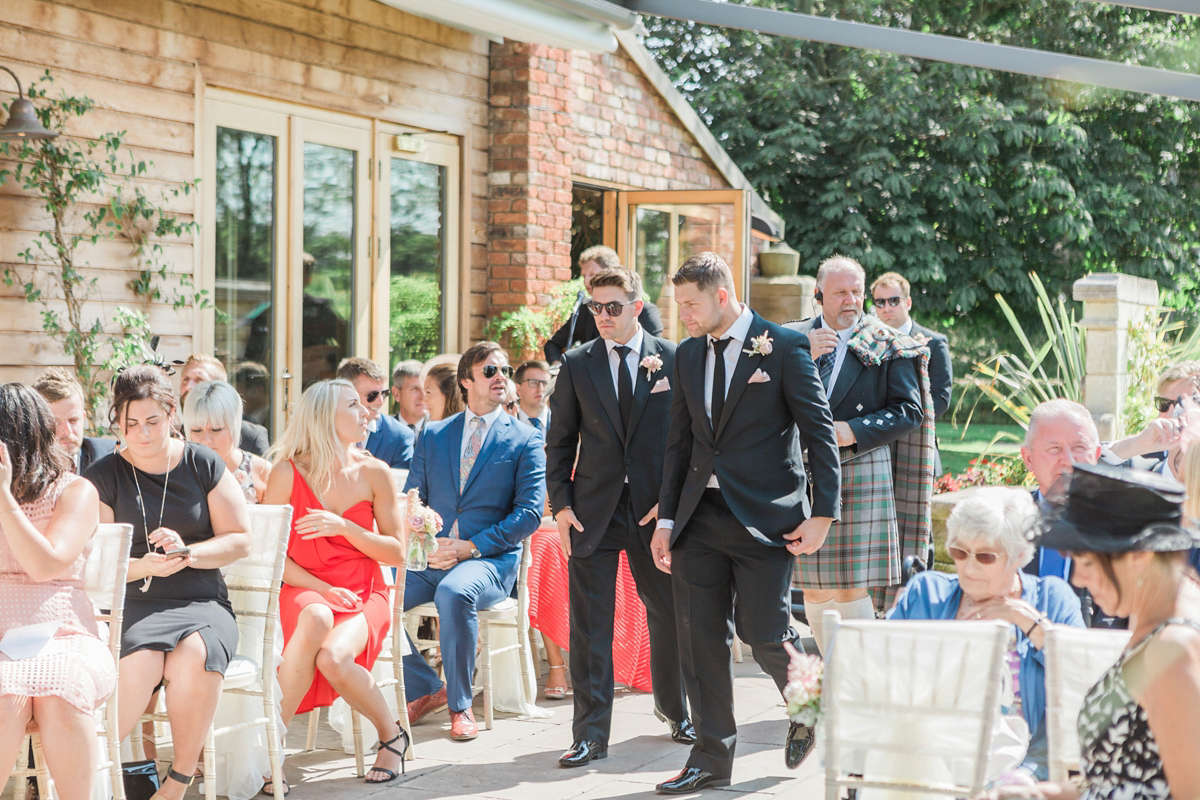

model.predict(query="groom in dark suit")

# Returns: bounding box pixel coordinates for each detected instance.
[547,268,692,768]
[651,252,842,793]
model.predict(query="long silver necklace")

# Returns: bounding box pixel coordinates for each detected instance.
[132,447,171,593]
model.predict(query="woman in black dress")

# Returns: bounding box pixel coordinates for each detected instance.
[84,365,251,800]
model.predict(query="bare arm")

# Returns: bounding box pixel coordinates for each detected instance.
[189,469,253,569]
[0,477,99,582]
[341,460,406,567]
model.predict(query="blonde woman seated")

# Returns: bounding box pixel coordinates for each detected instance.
[184,381,270,503]
[0,384,108,800]
[889,487,1085,779]
[84,365,251,800]
[263,380,407,785]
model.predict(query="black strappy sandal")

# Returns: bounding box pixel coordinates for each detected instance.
[259,776,290,797]
[364,729,409,784]
[150,765,195,800]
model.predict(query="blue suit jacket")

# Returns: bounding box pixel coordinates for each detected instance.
[404,411,546,579]
[366,413,415,469]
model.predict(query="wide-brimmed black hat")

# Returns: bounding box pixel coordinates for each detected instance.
[1032,462,1200,553]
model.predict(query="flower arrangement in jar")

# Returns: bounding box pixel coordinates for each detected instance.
[404,488,443,571]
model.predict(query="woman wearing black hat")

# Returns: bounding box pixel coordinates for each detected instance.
[1027,463,1200,800]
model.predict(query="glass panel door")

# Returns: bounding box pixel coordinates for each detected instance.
[204,102,287,436]
[617,190,748,341]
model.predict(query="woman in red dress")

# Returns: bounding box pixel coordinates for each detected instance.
[264,379,407,785]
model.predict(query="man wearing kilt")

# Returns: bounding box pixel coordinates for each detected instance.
[785,256,929,648]
[650,252,842,792]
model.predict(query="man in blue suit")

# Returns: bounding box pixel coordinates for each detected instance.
[337,357,414,469]
[402,342,547,741]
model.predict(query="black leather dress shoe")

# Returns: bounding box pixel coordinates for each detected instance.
[669,717,696,744]
[558,740,607,768]
[656,767,730,794]
[785,722,816,769]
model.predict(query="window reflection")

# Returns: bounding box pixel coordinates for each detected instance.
[389,158,445,367]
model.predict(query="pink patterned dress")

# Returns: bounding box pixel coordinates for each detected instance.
[0,473,115,713]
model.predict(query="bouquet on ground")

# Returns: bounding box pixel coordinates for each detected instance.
[783,647,825,728]
[404,489,443,571]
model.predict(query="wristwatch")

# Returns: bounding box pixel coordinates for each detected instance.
[469,544,482,559]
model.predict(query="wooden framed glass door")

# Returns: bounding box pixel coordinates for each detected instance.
[614,189,749,340]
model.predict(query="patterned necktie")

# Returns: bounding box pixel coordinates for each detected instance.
[450,416,486,539]
[816,351,835,388]
[710,338,732,432]
[529,417,541,430]
[615,345,633,433]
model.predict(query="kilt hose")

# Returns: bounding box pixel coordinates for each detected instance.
[795,444,899,589]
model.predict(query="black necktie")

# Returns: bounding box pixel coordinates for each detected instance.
[817,351,835,388]
[710,338,731,432]
[615,345,633,433]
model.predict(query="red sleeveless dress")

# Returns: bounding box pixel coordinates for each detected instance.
[279,462,391,713]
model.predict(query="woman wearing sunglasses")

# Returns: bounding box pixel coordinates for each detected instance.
[889,487,1085,780]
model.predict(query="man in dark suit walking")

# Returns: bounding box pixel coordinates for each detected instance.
[544,246,664,364]
[651,252,842,793]
[547,268,692,769]
[786,258,926,647]
[33,368,117,473]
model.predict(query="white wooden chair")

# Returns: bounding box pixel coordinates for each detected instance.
[1044,626,1130,782]
[821,610,1011,800]
[131,506,291,800]
[12,522,133,800]
[404,536,535,729]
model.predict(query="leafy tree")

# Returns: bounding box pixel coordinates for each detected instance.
[642,0,1200,345]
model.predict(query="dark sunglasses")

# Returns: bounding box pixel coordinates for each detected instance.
[585,300,636,317]
[872,296,905,307]
[364,390,383,403]
[947,547,1000,565]
[1154,395,1180,414]
[481,365,514,379]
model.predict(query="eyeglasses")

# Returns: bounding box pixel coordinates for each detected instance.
[1154,395,1180,414]
[947,547,1001,565]
[585,300,636,317]
[872,296,905,307]
[521,379,549,389]
[481,365,514,379]
[364,390,383,403]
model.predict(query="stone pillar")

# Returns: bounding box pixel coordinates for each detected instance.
[487,42,575,333]
[749,275,816,324]
[1072,273,1159,440]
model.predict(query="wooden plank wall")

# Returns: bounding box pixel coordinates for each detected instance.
[0,0,490,384]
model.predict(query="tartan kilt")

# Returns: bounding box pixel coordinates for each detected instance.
[795,445,900,589]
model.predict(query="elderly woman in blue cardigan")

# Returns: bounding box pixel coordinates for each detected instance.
[889,487,1085,780]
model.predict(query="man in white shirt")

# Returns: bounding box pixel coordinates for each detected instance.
[514,360,552,432]
[390,359,428,435]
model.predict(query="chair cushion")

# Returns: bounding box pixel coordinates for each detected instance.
[478,597,517,620]
[222,655,260,690]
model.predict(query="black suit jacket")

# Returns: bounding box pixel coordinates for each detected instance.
[239,420,270,457]
[786,317,924,453]
[547,331,675,557]
[79,437,117,474]
[910,319,952,419]
[658,312,841,546]
[544,293,664,364]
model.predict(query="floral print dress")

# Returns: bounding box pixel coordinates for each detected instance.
[1077,618,1200,800]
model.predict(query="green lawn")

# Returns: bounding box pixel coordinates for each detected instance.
[936,421,1024,477]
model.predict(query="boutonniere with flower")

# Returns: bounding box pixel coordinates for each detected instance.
[404,488,444,571]
[783,651,825,727]
[641,354,664,376]
[743,332,774,357]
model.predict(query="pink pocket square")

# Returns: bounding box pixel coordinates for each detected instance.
[651,377,671,393]
[748,369,771,384]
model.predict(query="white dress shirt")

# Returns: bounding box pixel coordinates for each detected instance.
[460,405,505,464]
[825,318,857,398]
[897,318,914,336]
[604,326,645,396]
[517,406,551,431]
[659,303,754,529]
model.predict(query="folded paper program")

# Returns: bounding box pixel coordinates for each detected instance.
[0,621,60,661]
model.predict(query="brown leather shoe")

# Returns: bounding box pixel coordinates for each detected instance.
[406,686,448,725]
[449,708,478,741]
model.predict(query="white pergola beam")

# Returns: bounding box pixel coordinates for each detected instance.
[624,0,1200,102]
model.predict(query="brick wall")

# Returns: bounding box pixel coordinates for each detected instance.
[485,40,732,330]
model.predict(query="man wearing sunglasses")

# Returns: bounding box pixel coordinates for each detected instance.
[401,341,546,741]
[547,268,692,770]
[1102,361,1200,475]
[868,273,952,420]
[337,357,415,469]
[544,246,663,365]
